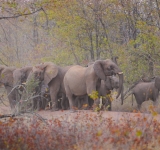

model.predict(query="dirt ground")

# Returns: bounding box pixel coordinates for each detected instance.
[1,86,160,122]
[1,101,160,123]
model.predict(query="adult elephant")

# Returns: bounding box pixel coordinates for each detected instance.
[124,77,159,110]
[13,66,32,87]
[26,62,72,111]
[13,66,33,102]
[64,59,124,112]
[0,66,16,109]
[13,66,50,111]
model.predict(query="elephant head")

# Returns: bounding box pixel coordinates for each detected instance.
[93,59,124,104]
[0,67,16,87]
[13,66,32,86]
[105,75,119,90]
[155,77,160,90]
[31,62,58,85]
[12,66,33,104]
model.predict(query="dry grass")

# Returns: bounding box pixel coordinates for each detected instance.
[112,92,160,114]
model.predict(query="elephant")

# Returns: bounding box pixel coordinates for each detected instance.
[64,59,124,112]
[0,65,7,87]
[40,81,51,109]
[74,75,119,111]
[12,66,51,111]
[26,62,72,111]
[0,66,16,109]
[124,78,159,110]
[27,79,49,111]
[13,66,32,87]
[13,66,33,103]
[99,75,119,111]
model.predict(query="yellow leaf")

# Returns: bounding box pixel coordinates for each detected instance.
[96,130,102,136]
[151,111,158,117]
[136,130,142,137]
[82,104,88,108]
[89,91,99,100]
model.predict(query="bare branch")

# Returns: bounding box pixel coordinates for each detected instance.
[0,7,43,20]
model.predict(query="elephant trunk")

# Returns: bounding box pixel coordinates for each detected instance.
[116,72,124,105]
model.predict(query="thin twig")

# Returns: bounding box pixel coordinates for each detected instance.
[0,8,43,20]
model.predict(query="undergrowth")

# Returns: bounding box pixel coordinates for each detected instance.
[0,109,160,150]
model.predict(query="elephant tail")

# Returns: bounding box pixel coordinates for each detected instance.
[132,94,133,106]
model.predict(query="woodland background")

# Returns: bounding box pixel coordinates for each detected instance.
[0,0,160,85]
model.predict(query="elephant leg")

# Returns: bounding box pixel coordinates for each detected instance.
[82,95,89,110]
[68,95,76,112]
[58,98,62,109]
[7,88,16,110]
[9,98,16,110]
[45,94,51,110]
[65,97,69,110]
[78,98,82,109]
[61,94,68,110]
[32,94,40,111]
[103,98,112,111]
[135,95,142,112]
[39,97,47,110]
[74,96,80,109]
[41,98,47,110]
[65,85,76,112]
[32,98,37,110]
[36,98,40,111]
[108,100,112,111]
[137,103,141,111]
[51,94,59,111]
[108,96,112,111]
[37,99,40,111]
[49,84,60,111]
[88,97,94,109]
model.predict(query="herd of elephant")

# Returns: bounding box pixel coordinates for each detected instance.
[0,57,160,113]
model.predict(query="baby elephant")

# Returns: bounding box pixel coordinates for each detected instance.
[74,75,119,111]
[126,77,160,110]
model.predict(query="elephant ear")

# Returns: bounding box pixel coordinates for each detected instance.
[1,67,15,86]
[155,77,160,90]
[23,66,32,77]
[93,60,106,80]
[43,62,58,85]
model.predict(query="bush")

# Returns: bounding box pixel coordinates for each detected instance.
[0,111,160,150]
[15,75,40,113]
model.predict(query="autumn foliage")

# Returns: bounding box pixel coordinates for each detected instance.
[0,111,159,150]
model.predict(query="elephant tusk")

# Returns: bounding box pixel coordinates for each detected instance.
[22,82,26,85]
[117,72,123,75]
